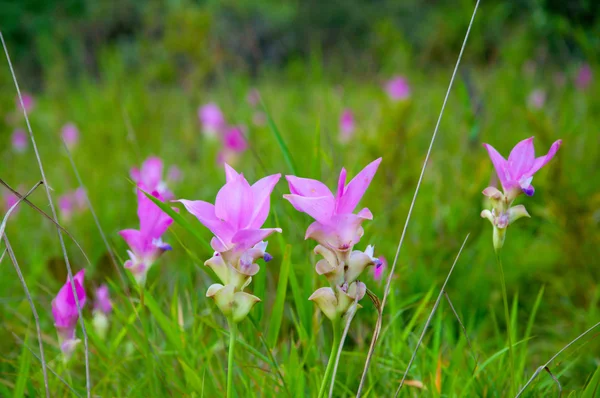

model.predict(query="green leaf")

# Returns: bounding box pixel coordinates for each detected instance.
[261,98,297,175]
[13,334,31,398]
[268,244,292,347]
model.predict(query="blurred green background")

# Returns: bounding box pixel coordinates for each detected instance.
[0,0,599,396]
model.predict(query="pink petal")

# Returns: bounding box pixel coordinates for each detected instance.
[130,167,141,183]
[137,190,173,239]
[177,199,235,244]
[283,194,335,224]
[285,176,333,198]
[215,175,254,229]
[119,229,147,254]
[224,163,240,183]
[336,158,381,214]
[305,212,370,250]
[336,168,347,202]
[507,137,535,178]
[140,157,164,191]
[528,139,562,176]
[483,143,509,189]
[249,173,281,229]
[231,228,282,252]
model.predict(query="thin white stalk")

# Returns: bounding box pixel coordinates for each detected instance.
[443,291,479,373]
[395,234,469,396]
[4,236,49,397]
[0,32,91,397]
[515,320,600,397]
[0,181,43,239]
[356,1,480,395]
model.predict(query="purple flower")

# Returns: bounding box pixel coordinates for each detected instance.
[527,89,546,110]
[52,269,86,357]
[575,64,592,90]
[385,76,411,101]
[94,285,112,315]
[178,164,281,258]
[61,123,80,149]
[283,158,382,251]
[119,190,173,287]
[11,129,28,153]
[16,93,35,113]
[339,109,355,143]
[198,103,226,137]
[130,157,174,200]
[483,137,562,198]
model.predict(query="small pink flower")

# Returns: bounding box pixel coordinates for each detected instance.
[247,89,261,107]
[575,64,592,90]
[198,103,226,137]
[339,109,355,143]
[59,194,75,221]
[222,126,248,153]
[385,76,411,101]
[52,269,86,358]
[16,93,35,113]
[130,157,174,200]
[61,123,80,149]
[3,187,21,215]
[73,188,87,211]
[527,89,546,110]
[94,285,113,315]
[373,255,387,281]
[283,158,382,251]
[483,137,562,197]
[11,129,28,153]
[119,190,173,287]
[167,165,182,183]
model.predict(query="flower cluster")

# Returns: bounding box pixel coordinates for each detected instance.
[283,158,382,321]
[51,270,86,360]
[58,188,88,222]
[178,164,280,322]
[198,103,249,164]
[481,137,562,250]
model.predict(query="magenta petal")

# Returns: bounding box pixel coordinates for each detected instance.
[137,190,172,239]
[528,139,562,176]
[177,199,235,243]
[336,158,382,214]
[249,173,281,229]
[215,175,254,229]
[283,194,335,224]
[285,176,333,198]
[336,168,347,202]
[483,143,509,189]
[130,167,141,184]
[224,163,240,183]
[141,157,164,191]
[231,228,282,252]
[119,229,146,254]
[507,137,535,178]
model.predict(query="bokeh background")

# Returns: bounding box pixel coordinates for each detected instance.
[0,0,599,396]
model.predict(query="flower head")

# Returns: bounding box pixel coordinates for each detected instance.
[373,255,387,281]
[61,123,80,149]
[94,285,112,315]
[284,158,382,252]
[119,190,173,287]
[52,270,86,358]
[575,64,592,90]
[483,137,562,199]
[16,93,34,113]
[222,126,248,153]
[130,157,174,200]
[385,76,411,101]
[198,103,226,137]
[339,109,355,143]
[11,129,28,153]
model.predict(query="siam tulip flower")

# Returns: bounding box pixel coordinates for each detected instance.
[177,163,281,322]
[284,158,382,321]
[527,89,546,110]
[575,64,592,90]
[481,137,562,250]
[385,76,411,101]
[52,270,86,360]
[61,123,80,150]
[73,187,88,211]
[339,109,355,144]
[119,190,173,287]
[59,193,75,222]
[373,255,387,281]
[93,284,112,340]
[130,157,175,200]
[217,126,248,166]
[11,129,28,153]
[198,103,226,138]
[16,93,35,113]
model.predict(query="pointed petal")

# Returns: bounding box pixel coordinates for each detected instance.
[483,143,510,189]
[130,167,141,184]
[508,205,530,224]
[480,210,494,225]
[215,174,254,229]
[231,228,282,252]
[283,194,334,224]
[138,190,173,239]
[204,254,230,285]
[177,199,235,244]
[336,158,382,214]
[336,168,347,202]
[206,283,225,297]
[119,229,147,254]
[528,139,562,175]
[141,157,164,190]
[309,287,338,321]
[508,137,535,178]
[231,291,261,323]
[285,175,333,198]
[249,173,281,229]
[224,163,240,182]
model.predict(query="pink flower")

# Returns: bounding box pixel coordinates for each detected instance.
[130,157,174,200]
[527,89,546,109]
[483,137,562,197]
[52,269,86,357]
[73,188,87,211]
[198,103,226,137]
[119,190,173,287]
[11,129,27,153]
[222,126,248,153]
[167,165,182,183]
[3,189,20,215]
[177,164,281,259]
[283,158,382,251]
[61,123,80,149]
[16,93,35,113]
[339,109,355,143]
[385,76,411,101]
[373,255,387,281]
[59,193,75,221]
[94,285,112,315]
[575,64,592,90]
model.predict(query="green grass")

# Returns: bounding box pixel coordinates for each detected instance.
[0,36,599,397]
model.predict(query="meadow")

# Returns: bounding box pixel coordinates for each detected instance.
[1,3,599,397]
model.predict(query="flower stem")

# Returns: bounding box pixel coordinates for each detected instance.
[318,320,341,398]
[227,318,237,398]
[496,252,515,394]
